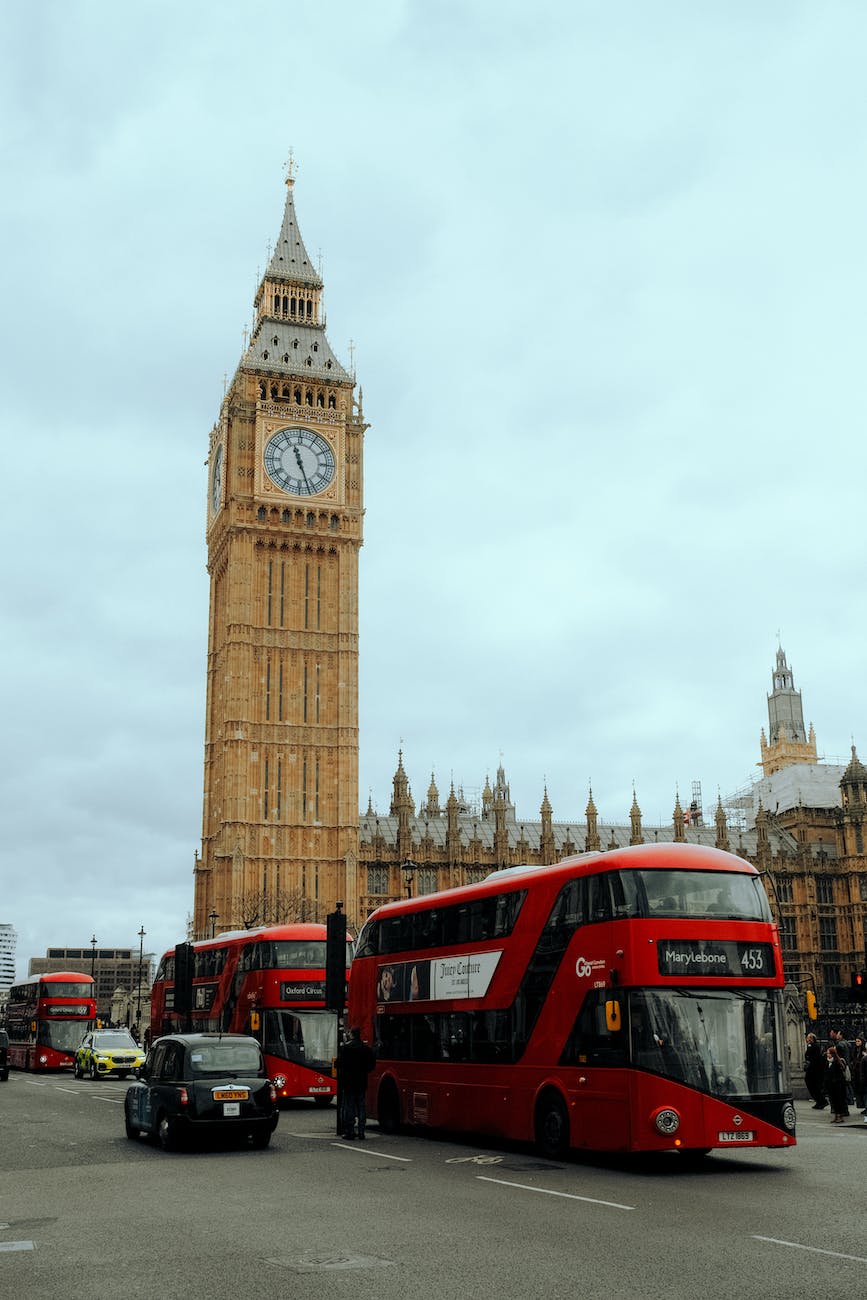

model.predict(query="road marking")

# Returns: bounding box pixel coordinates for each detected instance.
[0,1242,35,1253]
[753,1236,867,1264]
[332,1142,410,1161]
[92,1096,123,1105]
[55,1087,81,1095]
[477,1176,635,1211]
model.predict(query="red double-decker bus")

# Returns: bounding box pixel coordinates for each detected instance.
[150,924,354,1103]
[348,842,796,1159]
[4,972,97,1071]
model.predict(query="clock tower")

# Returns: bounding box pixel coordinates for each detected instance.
[194,166,365,936]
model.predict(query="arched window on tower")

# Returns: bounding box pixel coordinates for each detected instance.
[316,391,324,407]
[290,297,297,317]
[327,393,336,409]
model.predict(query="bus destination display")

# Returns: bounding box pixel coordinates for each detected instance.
[657,939,775,979]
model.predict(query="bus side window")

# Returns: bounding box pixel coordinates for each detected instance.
[559,991,626,1067]
[587,876,612,924]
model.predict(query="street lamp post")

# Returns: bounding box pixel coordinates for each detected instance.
[209,910,218,938]
[402,860,418,898]
[90,935,98,1022]
[136,925,146,1032]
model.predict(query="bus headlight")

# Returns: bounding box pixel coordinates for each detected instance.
[782,1103,796,1132]
[272,1075,286,1091]
[652,1107,681,1136]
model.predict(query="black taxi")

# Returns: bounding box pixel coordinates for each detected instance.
[124,1033,279,1151]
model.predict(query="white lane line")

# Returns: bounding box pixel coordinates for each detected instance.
[477,1176,635,1211]
[0,1242,35,1253]
[332,1142,411,1162]
[92,1096,123,1105]
[55,1087,81,1095]
[753,1236,867,1264]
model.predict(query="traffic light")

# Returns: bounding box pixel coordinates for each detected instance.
[805,990,817,1021]
[851,971,867,1000]
[173,942,194,1017]
[325,905,347,1013]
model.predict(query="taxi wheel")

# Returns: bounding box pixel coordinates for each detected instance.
[250,1130,271,1149]
[89,1059,98,1080]
[124,1108,141,1141]
[157,1114,179,1152]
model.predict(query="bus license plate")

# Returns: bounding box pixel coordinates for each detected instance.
[222,1102,240,1116]
[214,1089,248,1101]
[309,1086,331,1094]
[718,1130,755,1143]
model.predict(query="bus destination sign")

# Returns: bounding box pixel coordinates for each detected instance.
[658,939,775,979]
[280,980,326,1002]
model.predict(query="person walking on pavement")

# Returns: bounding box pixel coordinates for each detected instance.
[804,1032,827,1109]
[825,1044,850,1123]
[337,1026,376,1140]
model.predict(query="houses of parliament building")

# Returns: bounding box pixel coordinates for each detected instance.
[192,170,865,1012]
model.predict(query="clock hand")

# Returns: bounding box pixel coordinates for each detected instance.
[293,446,313,494]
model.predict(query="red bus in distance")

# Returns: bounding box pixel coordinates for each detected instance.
[348,842,796,1159]
[4,972,97,1071]
[150,924,353,1103]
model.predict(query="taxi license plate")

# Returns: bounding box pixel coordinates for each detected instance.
[309,1086,331,1094]
[222,1102,240,1116]
[213,1089,248,1101]
[718,1130,755,1142]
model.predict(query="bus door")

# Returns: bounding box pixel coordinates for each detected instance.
[563,989,630,1151]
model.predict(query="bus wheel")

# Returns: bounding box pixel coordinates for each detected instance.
[313,1094,333,1108]
[535,1090,570,1160]
[158,1114,179,1152]
[377,1079,401,1134]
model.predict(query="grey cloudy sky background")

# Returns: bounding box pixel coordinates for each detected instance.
[2,1,865,978]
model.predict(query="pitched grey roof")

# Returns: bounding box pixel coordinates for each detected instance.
[243,320,350,384]
[266,180,322,288]
[359,812,829,862]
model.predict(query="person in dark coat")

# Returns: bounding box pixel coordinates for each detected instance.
[337,1027,376,1140]
[804,1033,827,1109]
[825,1045,850,1123]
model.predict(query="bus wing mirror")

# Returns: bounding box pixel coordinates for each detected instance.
[605,1000,622,1033]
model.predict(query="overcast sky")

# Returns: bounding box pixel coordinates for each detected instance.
[2,2,865,979]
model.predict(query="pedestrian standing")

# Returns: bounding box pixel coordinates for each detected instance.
[851,1036,867,1114]
[804,1032,827,1109]
[825,1045,850,1123]
[337,1026,376,1140]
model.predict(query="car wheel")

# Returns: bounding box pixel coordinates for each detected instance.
[73,1059,81,1079]
[377,1078,401,1134]
[124,1106,141,1140]
[157,1114,179,1152]
[534,1089,570,1161]
[250,1129,271,1148]
[89,1059,98,1080]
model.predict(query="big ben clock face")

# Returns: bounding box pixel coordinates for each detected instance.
[211,443,223,514]
[263,426,336,497]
